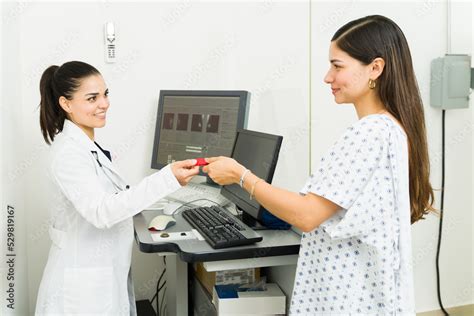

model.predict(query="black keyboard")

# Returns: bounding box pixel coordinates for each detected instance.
[182,205,262,249]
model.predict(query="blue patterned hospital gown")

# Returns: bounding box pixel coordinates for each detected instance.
[289,114,415,315]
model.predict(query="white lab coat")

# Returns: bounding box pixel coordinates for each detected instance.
[35,120,181,315]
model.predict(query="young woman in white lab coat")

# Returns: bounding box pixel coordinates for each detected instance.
[35,61,199,315]
[203,15,435,314]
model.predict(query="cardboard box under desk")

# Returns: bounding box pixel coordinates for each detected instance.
[194,262,260,296]
[212,283,286,316]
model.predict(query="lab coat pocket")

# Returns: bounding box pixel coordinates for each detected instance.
[64,267,113,314]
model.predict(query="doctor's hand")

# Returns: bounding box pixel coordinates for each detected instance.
[171,159,200,186]
[202,156,244,186]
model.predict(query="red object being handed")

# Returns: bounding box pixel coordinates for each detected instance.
[194,158,209,166]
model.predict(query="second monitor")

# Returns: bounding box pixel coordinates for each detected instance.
[221,129,291,230]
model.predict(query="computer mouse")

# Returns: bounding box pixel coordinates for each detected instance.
[148,215,176,231]
[163,202,183,215]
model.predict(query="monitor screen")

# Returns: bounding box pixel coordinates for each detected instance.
[151,90,249,171]
[220,129,283,224]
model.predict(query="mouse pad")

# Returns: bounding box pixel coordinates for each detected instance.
[150,229,204,243]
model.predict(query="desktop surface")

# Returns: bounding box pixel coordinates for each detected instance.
[133,210,301,262]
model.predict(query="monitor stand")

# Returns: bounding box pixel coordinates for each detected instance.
[241,211,267,230]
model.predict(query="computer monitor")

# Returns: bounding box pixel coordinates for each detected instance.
[151,90,249,174]
[220,129,290,229]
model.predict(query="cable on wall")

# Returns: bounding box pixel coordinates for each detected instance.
[435,110,449,316]
[434,1,451,314]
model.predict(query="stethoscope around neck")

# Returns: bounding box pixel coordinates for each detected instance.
[91,151,130,192]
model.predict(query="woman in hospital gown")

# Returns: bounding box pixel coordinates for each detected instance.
[203,15,435,315]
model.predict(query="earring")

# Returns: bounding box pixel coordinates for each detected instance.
[368,79,376,89]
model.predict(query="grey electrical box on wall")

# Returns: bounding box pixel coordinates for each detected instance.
[430,54,471,109]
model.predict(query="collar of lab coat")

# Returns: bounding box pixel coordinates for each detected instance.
[61,120,120,176]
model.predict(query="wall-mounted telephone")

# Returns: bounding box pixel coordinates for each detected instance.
[104,22,116,63]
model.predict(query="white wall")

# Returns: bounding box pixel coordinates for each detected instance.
[0,3,29,315]
[1,1,30,315]
[0,0,471,315]
[436,0,473,309]
[311,0,473,312]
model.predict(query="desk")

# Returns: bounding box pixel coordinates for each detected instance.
[134,209,301,315]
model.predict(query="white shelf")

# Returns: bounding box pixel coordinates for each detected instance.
[203,254,298,272]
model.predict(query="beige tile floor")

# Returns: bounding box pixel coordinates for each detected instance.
[417,304,473,316]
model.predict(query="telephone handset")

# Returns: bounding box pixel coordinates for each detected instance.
[104,22,116,63]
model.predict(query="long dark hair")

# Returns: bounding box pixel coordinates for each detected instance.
[39,61,100,144]
[332,15,435,223]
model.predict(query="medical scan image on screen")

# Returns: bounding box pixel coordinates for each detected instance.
[153,92,248,168]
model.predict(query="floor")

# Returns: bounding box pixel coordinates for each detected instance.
[417,304,474,316]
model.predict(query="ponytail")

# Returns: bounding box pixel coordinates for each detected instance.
[39,65,65,144]
[38,61,101,144]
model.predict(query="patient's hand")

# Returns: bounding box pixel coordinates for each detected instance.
[202,157,243,186]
